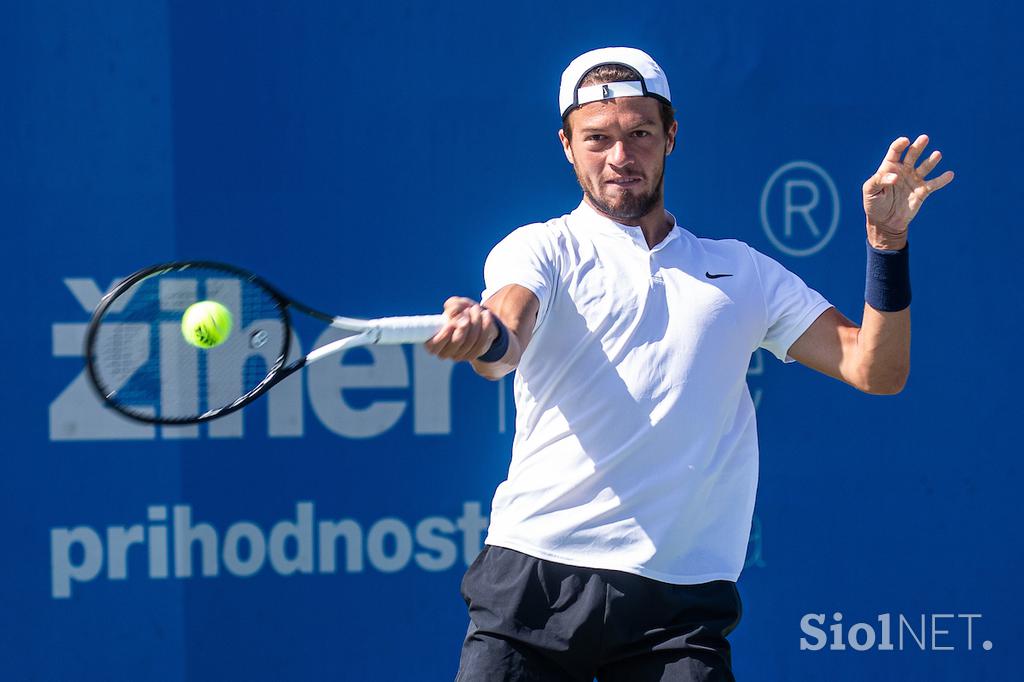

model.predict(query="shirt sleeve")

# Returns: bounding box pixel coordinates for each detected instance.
[480,223,559,329]
[747,245,834,363]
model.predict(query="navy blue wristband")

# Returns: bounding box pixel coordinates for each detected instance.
[865,239,911,312]
[476,313,509,363]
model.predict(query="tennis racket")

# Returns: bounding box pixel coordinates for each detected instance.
[85,261,445,425]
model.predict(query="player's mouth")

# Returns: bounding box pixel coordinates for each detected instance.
[605,176,643,188]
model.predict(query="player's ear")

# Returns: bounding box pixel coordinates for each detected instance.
[665,120,679,157]
[557,128,575,165]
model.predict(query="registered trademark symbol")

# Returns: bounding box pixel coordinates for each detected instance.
[760,160,839,257]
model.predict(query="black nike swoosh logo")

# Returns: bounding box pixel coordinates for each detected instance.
[705,272,733,279]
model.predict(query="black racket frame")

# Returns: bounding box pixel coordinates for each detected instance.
[84,260,335,425]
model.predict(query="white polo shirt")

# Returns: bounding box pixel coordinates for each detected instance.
[480,200,833,584]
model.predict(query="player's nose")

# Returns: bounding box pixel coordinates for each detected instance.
[607,140,632,165]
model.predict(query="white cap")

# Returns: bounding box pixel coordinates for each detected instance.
[559,47,672,119]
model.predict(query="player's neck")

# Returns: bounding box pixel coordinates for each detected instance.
[585,196,672,249]
[635,207,672,249]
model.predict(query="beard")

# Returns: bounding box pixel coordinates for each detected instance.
[577,162,666,222]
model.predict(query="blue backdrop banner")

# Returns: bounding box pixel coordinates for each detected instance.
[2,1,1019,680]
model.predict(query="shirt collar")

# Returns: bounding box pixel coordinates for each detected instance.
[571,199,681,252]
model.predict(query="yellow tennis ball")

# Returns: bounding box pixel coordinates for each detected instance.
[181,301,233,349]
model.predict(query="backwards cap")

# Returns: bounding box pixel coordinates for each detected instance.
[558,47,672,119]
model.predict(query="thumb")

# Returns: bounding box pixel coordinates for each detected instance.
[864,172,898,196]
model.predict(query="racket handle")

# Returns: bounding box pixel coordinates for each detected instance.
[372,314,447,344]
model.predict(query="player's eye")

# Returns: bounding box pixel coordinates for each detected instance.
[631,130,652,138]
[585,134,606,142]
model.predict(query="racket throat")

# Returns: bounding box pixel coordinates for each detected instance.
[304,331,376,364]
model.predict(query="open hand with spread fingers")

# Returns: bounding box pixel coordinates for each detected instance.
[862,134,955,250]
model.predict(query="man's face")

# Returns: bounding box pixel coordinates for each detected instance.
[559,96,677,222]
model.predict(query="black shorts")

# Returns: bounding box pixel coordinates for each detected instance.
[455,545,742,682]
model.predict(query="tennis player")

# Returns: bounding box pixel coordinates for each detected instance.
[425,47,954,682]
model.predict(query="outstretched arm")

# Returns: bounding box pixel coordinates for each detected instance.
[788,134,955,394]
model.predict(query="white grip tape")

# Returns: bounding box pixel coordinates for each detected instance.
[372,314,447,344]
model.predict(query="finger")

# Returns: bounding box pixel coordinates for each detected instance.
[436,330,462,360]
[424,335,448,357]
[902,134,929,167]
[915,150,942,178]
[881,137,911,166]
[457,306,484,359]
[454,307,481,350]
[426,323,456,353]
[446,314,472,355]
[443,296,474,319]
[924,170,955,193]
[449,307,484,359]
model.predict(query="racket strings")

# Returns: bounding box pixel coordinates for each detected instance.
[89,265,288,422]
